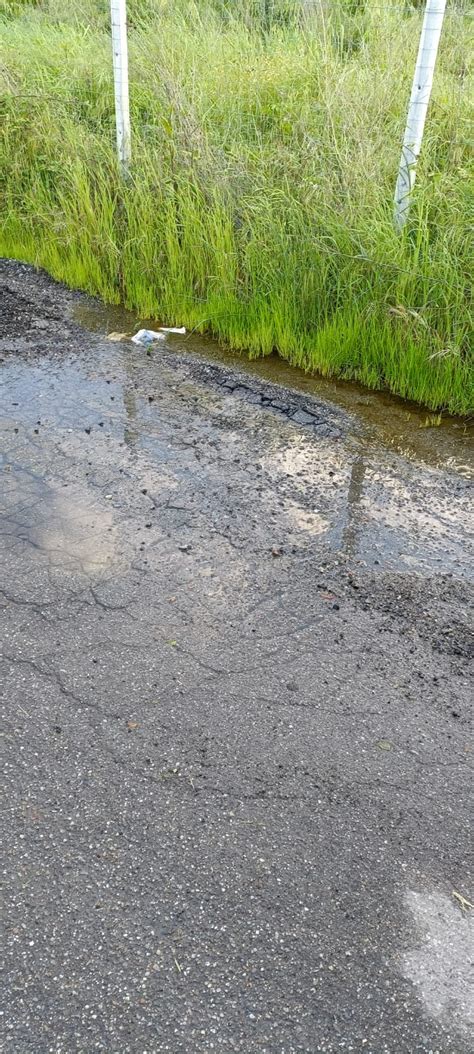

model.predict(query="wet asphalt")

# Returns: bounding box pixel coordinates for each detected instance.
[1,259,473,1054]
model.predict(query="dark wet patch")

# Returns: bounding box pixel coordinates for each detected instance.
[349,571,474,666]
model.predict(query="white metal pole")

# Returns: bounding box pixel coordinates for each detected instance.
[110,0,131,174]
[394,0,446,229]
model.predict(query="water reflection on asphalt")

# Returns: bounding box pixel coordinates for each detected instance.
[1,328,472,583]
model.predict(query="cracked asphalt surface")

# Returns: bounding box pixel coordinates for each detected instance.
[1,259,473,1053]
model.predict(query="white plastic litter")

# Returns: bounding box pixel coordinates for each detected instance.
[159,326,186,335]
[131,329,166,346]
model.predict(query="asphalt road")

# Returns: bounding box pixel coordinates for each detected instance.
[1,259,473,1053]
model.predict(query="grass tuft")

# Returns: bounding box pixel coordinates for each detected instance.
[1,0,473,413]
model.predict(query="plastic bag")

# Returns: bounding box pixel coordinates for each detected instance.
[131,329,166,346]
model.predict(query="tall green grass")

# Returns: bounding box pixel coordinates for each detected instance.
[1,0,473,412]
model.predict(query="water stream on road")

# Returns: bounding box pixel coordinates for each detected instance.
[73,300,473,479]
[1,294,472,586]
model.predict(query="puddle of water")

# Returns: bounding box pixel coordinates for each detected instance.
[73,300,474,476]
[2,333,472,582]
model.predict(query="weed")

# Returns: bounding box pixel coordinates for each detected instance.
[1,0,473,413]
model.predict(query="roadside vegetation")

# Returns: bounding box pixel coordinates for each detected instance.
[1,0,473,413]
